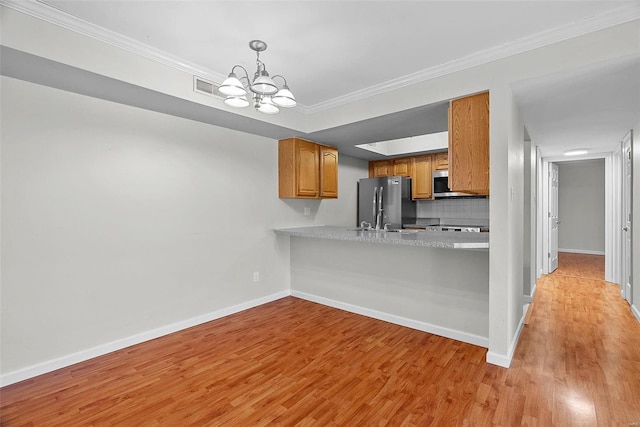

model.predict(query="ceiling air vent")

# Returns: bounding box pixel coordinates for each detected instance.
[193,76,223,98]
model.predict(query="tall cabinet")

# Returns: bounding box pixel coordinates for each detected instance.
[448,91,490,195]
[279,138,338,199]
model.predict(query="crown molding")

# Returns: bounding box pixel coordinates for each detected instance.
[305,3,640,113]
[2,0,638,115]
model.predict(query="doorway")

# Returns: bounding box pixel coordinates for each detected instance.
[538,138,631,294]
[541,155,609,277]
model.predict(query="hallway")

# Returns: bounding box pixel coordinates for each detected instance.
[513,252,640,425]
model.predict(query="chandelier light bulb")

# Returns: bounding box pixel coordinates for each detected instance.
[224,95,250,108]
[272,85,297,107]
[257,96,279,114]
[219,73,246,96]
[251,73,278,95]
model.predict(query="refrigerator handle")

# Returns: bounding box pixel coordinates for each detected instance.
[373,186,378,222]
[377,186,384,229]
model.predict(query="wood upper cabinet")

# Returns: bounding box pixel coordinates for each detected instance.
[392,158,411,177]
[320,146,338,198]
[411,155,433,200]
[432,152,449,171]
[278,138,338,199]
[448,91,490,195]
[369,158,410,178]
[368,154,435,200]
[369,160,392,177]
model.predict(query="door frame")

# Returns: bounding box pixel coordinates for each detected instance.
[622,131,632,303]
[539,152,618,279]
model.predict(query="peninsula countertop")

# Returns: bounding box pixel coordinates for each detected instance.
[275,226,489,249]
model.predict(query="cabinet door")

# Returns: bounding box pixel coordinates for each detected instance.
[411,155,432,200]
[296,139,320,197]
[449,92,489,194]
[320,146,338,198]
[432,152,448,171]
[370,160,392,177]
[393,158,411,177]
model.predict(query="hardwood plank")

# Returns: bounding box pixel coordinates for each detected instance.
[2,254,640,425]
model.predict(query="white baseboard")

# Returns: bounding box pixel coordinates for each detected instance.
[632,304,640,324]
[0,291,290,387]
[486,307,526,368]
[291,290,489,348]
[558,249,605,256]
[522,281,537,304]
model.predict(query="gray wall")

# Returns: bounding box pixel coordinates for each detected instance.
[523,139,536,300]
[0,76,368,377]
[557,159,605,254]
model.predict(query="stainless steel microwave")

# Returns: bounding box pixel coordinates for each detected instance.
[432,170,475,198]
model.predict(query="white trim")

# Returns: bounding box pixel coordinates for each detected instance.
[1,0,638,113]
[542,160,550,273]
[536,146,544,279]
[558,248,605,256]
[606,149,621,284]
[290,290,489,349]
[542,152,616,278]
[543,152,611,163]
[632,304,640,324]
[485,309,526,368]
[0,291,290,387]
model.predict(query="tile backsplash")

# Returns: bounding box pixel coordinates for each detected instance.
[416,198,489,220]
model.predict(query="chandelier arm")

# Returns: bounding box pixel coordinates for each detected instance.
[238,75,251,88]
[231,65,250,85]
[271,75,288,87]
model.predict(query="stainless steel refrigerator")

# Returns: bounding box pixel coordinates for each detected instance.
[358,176,416,229]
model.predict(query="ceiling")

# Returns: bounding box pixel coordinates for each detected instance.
[512,55,640,157]
[8,1,640,159]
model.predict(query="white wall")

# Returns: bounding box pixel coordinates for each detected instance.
[487,84,525,366]
[557,159,605,254]
[290,237,490,345]
[0,76,368,379]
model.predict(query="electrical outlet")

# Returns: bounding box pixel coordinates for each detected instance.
[304,207,310,216]
[253,271,260,283]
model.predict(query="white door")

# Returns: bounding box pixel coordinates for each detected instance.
[622,133,632,304]
[549,163,560,272]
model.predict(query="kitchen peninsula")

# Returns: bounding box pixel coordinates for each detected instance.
[276,226,490,348]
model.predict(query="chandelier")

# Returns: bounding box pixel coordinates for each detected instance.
[219,40,297,114]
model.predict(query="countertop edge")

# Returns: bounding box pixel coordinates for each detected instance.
[274,226,489,250]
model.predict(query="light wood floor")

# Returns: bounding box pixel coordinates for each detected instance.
[2,253,639,425]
